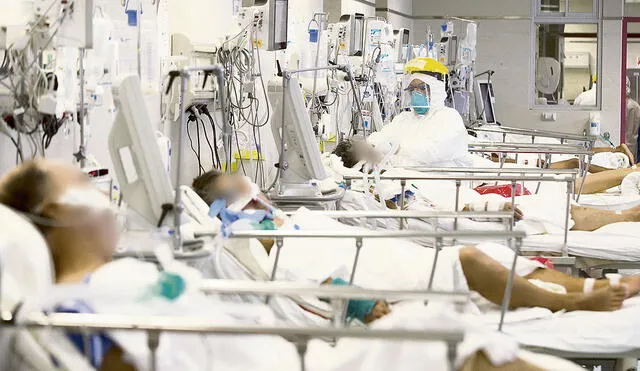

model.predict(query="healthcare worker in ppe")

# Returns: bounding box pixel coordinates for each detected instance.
[573,74,597,106]
[625,76,640,160]
[367,58,473,168]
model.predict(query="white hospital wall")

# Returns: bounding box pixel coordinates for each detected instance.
[412,0,624,143]
[342,0,376,17]
[0,0,162,176]
[377,0,414,42]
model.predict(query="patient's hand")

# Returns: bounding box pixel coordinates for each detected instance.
[503,203,523,221]
[364,301,391,323]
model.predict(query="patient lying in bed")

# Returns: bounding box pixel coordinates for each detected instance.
[0,160,589,371]
[331,139,640,232]
[191,170,640,312]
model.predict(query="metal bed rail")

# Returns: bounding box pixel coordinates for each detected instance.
[342,172,575,271]
[2,311,465,371]
[468,142,592,201]
[381,167,580,198]
[228,229,526,332]
[199,279,469,303]
[283,209,515,220]
[343,173,577,183]
[469,125,597,145]
[469,142,593,156]
[399,167,580,176]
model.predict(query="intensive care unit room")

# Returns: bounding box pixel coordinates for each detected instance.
[4,0,640,370]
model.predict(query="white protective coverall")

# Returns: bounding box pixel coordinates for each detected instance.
[573,85,596,106]
[626,98,640,159]
[367,73,473,168]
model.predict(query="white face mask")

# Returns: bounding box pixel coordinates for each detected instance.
[57,187,114,212]
[25,187,115,228]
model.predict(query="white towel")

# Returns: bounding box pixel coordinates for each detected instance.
[621,172,640,196]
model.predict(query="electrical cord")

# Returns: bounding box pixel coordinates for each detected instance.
[186,108,205,175]
[0,1,76,161]
[234,126,247,175]
[41,115,63,150]
[254,46,271,127]
[196,110,216,171]
[200,106,222,169]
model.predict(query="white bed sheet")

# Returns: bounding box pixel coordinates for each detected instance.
[74,259,548,371]
[518,223,640,261]
[497,296,640,355]
[578,191,640,211]
[341,188,640,261]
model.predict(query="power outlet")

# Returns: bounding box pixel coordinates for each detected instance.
[540,112,557,122]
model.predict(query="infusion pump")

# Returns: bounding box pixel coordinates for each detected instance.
[235,0,289,51]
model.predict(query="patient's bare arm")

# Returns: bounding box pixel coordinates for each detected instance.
[101,346,136,371]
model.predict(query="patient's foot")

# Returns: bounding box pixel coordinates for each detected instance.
[570,286,625,312]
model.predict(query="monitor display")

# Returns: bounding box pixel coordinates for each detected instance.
[109,75,174,226]
[268,77,329,185]
[475,81,496,124]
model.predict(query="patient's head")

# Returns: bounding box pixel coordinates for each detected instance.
[192,170,271,211]
[0,160,118,280]
[333,139,382,169]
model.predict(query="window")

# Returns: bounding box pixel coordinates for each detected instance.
[536,0,597,17]
[531,0,601,110]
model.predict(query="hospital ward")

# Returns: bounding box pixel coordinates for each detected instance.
[6,1,640,371]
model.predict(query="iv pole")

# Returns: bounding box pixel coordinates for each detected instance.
[165,65,229,251]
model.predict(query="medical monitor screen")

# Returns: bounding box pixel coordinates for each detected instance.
[109,76,174,226]
[269,0,288,51]
[479,82,496,124]
[267,78,328,184]
[402,30,410,45]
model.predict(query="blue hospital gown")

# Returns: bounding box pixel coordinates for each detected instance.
[54,300,114,368]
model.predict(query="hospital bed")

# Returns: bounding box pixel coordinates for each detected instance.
[199,211,640,371]
[338,169,640,273]
[342,171,576,266]
[0,203,539,371]
[0,202,472,370]
[225,226,525,332]
[468,141,593,200]
[341,170,640,275]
